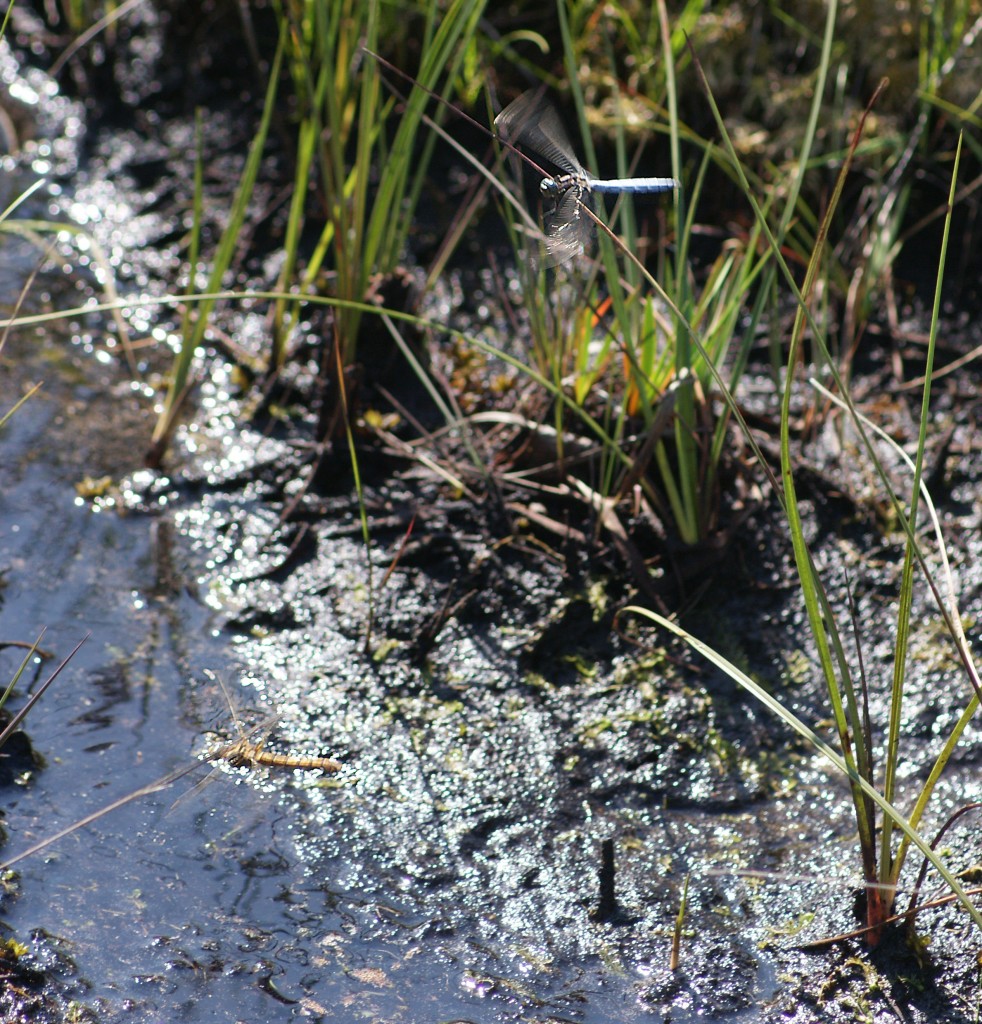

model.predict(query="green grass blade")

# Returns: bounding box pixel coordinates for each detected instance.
[149,31,286,457]
[624,606,982,935]
[881,132,965,882]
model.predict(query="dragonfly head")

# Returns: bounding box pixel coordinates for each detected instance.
[540,173,581,199]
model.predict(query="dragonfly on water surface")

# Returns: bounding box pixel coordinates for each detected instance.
[206,731,341,773]
[196,673,342,776]
[494,89,679,267]
[161,702,341,816]
[0,677,343,872]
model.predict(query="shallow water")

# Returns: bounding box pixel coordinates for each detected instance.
[0,338,270,1019]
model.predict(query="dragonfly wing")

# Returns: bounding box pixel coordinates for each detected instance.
[166,762,223,815]
[541,183,593,267]
[494,90,588,179]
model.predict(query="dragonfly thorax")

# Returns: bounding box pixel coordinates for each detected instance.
[540,173,583,197]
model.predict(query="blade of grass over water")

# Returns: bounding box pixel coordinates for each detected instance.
[1,174,137,373]
[178,111,205,373]
[0,381,42,429]
[329,323,376,653]
[0,177,47,224]
[812,378,982,911]
[0,287,676,500]
[2,220,137,369]
[880,133,969,894]
[0,634,47,726]
[0,749,217,874]
[619,606,982,938]
[0,634,88,749]
[48,0,145,78]
[147,31,285,467]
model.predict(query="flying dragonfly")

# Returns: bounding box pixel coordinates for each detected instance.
[494,89,679,267]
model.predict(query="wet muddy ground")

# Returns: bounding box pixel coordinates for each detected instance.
[2,8,982,1024]
[4,328,982,1023]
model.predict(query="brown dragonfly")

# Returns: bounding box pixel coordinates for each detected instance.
[204,734,341,774]
[0,674,343,871]
[199,671,342,775]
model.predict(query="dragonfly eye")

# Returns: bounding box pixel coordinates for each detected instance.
[540,178,560,196]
